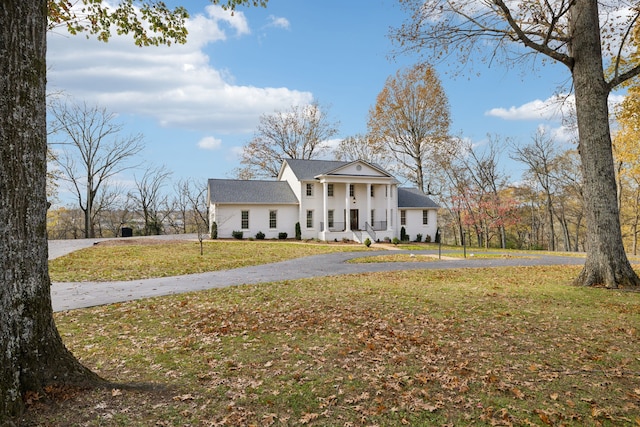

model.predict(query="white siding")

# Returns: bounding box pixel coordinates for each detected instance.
[300,182,324,239]
[212,204,298,239]
[398,208,438,242]
[335,162,387,177]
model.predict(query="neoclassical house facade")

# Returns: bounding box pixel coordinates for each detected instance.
[208,159,439,243]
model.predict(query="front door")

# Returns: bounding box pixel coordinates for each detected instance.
[350,209,359,230]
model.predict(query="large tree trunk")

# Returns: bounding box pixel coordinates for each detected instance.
[570,1,640,288]
[0,0,102,419]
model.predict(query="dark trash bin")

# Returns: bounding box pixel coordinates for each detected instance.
[121,227,133,237]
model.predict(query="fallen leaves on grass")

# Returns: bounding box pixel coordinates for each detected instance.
[39,266,640,426]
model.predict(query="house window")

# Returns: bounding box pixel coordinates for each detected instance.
[371,209,375,226]
[370,186,375,197]
[269,210,277,229]
[328,210,334,228]
[306,183,314,197]
[241,210,249,229]
[349,184,354,197]
[327,184,334,197]
[385,186,388,197]
[400,210,406,226]
[306,210,314,228]
[423,210,429,225]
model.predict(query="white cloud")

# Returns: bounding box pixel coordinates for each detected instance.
[267,15,290,30]
[46,4,312,135]
[198,136,223,150]
[485,94,575,121]
[486,92,625,125]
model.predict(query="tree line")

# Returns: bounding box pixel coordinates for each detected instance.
[47,96,209,239]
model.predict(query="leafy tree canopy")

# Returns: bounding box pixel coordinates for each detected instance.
[47,0,189,46]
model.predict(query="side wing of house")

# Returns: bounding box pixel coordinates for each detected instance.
[397,187,440,242]
[208,179,299,239]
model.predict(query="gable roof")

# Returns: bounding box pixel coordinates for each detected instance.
[282,159,350,181]
[208,179,298,205]
[281,158,394,181]
[398,188,440,209]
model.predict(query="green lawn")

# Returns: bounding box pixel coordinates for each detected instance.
[23,241,640,426]
[49,239,372,282]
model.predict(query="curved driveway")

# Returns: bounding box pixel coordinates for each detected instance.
[49,237,587,312]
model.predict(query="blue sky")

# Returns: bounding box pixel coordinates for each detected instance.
[46,0,601,206]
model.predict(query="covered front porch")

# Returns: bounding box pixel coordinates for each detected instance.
[317,180,397,243]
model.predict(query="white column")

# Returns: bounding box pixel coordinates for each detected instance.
[387,184,392,231]
[366,183,371,227]
[323,182,328,233]
[345,182,351,232]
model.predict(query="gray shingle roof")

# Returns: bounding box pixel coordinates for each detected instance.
[283,159,351,180]
[208,179,298,204]
[398,188,440,209]
[282,158,394,180]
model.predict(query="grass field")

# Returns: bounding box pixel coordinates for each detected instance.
[23,240,640,426]
[48,239,372,282]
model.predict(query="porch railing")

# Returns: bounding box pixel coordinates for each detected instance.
[320,222,346,232]
[371,221,387,231]
[364,222,377,242]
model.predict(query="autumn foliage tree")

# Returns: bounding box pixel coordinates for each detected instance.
[614,62,640,253]
[368,64,450,194]
[393,0,640,288]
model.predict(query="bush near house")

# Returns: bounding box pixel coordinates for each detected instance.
[278,232,288,240]
[232,230,243,240]
[295,222,302,240]
[211,222,217,239]
[255,231,265,240]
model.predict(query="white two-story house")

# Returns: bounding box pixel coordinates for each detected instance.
[208,158,439,243]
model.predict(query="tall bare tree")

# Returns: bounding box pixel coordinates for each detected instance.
[512,129,561,251]
[170,178,209,234]
[333,134,392,170]
[238,102,339,178]
[48,97,144,238]
[130,165,173,235]
[368,63,451,194]
[393,1,640,288]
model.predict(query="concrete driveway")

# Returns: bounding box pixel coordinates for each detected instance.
[49,237,587,312]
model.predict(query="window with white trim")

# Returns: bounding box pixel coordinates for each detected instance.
[328,210,334,228]
[327,184,334,197]
[370,186,375,197]
[423,210,429,225]
[269,210,277,229]
[400,210,406,226]
[241,210,249,229]
[306,183,314,197]
[349,184,354,197]
[306,210,314,228]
